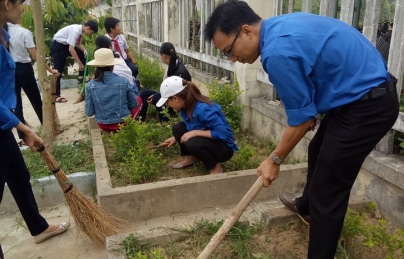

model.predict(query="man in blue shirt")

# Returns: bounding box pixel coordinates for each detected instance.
[204,1,399,258]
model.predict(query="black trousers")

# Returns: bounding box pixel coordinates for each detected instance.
[139,90,174,122]
[125,59,139,78]
[172,122,234,170]
[50,41,86,97]
[0,130,48,236]
[295,90,399,258]
[15,62,43,139]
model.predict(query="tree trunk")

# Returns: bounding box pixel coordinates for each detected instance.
[32,0,54,152]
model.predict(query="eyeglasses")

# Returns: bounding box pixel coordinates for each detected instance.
[223,31,240,58]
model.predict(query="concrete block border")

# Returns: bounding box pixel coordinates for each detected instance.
[2,172,96,212]
[88,117,308,222]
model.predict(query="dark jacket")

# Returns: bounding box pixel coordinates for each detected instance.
[168,58,191,81]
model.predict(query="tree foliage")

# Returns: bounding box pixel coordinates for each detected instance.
[22,0,98,55]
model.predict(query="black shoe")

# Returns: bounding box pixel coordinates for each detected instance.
[279,191,310,225]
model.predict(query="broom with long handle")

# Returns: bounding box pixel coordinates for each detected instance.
[197,177,264,259]
[34,142,128,246]
[74,49,90,104]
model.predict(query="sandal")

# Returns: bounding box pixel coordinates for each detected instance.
[56,96,67,103]
[56,129,64,135]
[18,140,27,147]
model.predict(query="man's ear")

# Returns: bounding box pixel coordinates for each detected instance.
[241,24,254,38]
[4,0,10,10]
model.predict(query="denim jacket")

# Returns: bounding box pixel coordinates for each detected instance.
[85,71,138,124]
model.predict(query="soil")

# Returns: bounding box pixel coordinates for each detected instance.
[124,211,404,259]
[14,87,88,145]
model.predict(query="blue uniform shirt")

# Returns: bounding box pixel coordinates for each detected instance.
[180,101,239,151]
[0,31,19,130]
[260,12,390,126]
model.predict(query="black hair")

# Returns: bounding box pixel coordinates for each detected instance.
[204,0,261,41]
[84,20,99,33]
[0,0,26,47]
[160,42,180,77]
[174,79,212,120]
[104,17,120,33]
[94,66,113,83]
[95,35,111,49]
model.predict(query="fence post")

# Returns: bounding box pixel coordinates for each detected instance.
[375,0,404,154]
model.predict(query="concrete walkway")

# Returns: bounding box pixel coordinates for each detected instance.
[0,203,106,259]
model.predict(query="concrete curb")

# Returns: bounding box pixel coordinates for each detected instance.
[1,172,96,212]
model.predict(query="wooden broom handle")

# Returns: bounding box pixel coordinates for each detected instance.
[197,177,264,259]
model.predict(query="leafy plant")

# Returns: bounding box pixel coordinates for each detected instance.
[363,219,404,258]
[21,139,94,180]
[336,208,366,258]
[207,77,244,132]
[108,117,173,184]
[135,52,165,91]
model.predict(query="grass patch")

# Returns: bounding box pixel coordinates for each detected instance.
[121,206,404,259]
[21,138,94,180]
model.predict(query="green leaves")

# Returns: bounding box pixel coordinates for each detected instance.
[207,77,244,132]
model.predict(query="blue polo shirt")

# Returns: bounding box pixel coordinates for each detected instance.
[0,31,19,130]
[180,101,239,151]
[260,12,390,126]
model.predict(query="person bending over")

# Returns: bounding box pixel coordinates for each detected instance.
[139,42,191,122]
[85,48,139,132]
[157,76,238,174]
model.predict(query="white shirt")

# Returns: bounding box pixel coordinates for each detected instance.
[113,54,133,83]
[7,23,35,63]
[53,24,82,47]
[105,33,129,59]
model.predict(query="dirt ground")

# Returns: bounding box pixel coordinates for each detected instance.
[1,87,107,258]
[12,87,89,145]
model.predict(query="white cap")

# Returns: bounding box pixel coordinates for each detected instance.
[87,48,123,67]
[156,76,186,107]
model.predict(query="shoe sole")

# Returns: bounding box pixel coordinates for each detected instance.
[278,195,310,226]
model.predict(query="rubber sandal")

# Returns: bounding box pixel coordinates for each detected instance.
[172,161,196,169]
[18,140,27,147]
[56,97,67,103]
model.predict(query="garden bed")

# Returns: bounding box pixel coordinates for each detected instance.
[110,205,404,259]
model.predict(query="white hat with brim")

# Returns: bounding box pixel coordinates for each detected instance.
[87,48,123,67]
[156,76,186,107]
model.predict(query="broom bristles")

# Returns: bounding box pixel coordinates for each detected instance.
[35,144,128,246]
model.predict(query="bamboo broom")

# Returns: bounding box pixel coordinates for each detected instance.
[34,142,128,246]
[197,177,264,258]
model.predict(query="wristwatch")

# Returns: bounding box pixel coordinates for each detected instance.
[269,153,284,165]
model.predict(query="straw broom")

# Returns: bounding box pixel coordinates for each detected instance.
[197,177,264,258]
[34,142,128,246]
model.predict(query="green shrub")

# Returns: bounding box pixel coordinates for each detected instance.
[135,53,165,91]
[109,117,172,184]
[207,78,244,132]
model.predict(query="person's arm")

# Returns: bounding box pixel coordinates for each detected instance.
[68,45,84,71]
[257,119,315,187]
[27,48,60,77]
[77,44,87,57]
[15,122,43,150]
[84,82,95,116]
[126,80,138,109]
[180,104,228,143]
[124,48,136,64]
